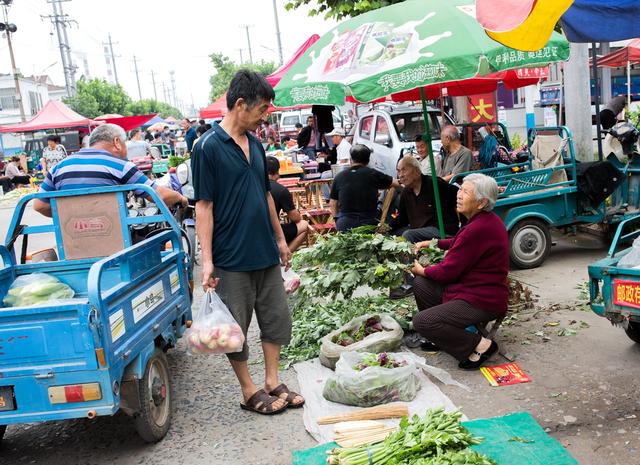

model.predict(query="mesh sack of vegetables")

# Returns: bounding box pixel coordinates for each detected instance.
[319,314,403,369]
[323,351,421,407]
[2,273,75,307]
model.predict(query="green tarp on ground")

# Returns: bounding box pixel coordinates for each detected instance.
[292,412,579,465]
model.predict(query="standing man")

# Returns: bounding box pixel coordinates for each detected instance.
[439,125,473,182]
[259,121,278,144]
[266,156,309,253]
[330,144,400,232]
[414,134,441,176]
[192,70,304,416]
[181,118,197,153]
[296,115,317,160]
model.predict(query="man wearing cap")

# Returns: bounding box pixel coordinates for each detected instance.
[320,128,352,196]
[329,128,351,165]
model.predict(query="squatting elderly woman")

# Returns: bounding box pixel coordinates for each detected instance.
[411,173,508,370]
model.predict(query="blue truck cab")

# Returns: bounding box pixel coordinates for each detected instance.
[0,184,192,443]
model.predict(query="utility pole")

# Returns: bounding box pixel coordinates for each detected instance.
[161,82,168,104]
[151,70,158,101]
[169,71,177,108]
[44,0,77,96]
[107,34,119,85]
[272,0,283,66]
[1,2,26,121]
[241,25,253,64]
[237,48,244,65]
[132,55,142,100]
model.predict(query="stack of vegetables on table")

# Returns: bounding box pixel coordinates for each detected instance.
[3,273,75,307]
[323,352,421,407]
[326,408,497,465]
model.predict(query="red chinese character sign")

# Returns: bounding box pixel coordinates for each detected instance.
[468,93,497,123]
[516,67,549,79]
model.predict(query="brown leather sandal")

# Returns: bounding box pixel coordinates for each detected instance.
[240,389,288,415]
[269,383,305,409]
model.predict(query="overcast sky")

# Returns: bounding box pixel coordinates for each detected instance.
[0,0,336,112]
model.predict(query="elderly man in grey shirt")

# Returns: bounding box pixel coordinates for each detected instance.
[439,125,473,182]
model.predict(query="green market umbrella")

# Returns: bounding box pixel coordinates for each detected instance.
[275,0,570,237]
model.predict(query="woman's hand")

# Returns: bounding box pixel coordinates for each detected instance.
[414,239,434,254]
[411,260,426,277]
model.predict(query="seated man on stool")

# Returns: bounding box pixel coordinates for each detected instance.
[266,156,309,253]
[390,156,459,243]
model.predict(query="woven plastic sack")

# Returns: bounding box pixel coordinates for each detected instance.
[3,273,75,308]
[186,291,245,355]
[618,236,640,268]
[323,351,421,407]
[319,313,403,369]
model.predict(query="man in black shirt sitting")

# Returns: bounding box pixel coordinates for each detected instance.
[266,156,309,252]
[391,156,459,242]
[329,144,400,232]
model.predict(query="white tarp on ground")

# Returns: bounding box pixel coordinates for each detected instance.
[295,353,469,443]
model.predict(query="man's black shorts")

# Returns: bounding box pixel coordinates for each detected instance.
[281,222,298,243]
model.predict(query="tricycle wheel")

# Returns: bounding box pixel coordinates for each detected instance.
[625,322,640,344]
[509,219,551,269]
[133,349,172,443]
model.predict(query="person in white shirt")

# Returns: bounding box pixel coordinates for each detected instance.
[320,128,353,198]
[329,128,352,164]
[126,128,152,159]
[414,134,441,177]
[41,135,67,176]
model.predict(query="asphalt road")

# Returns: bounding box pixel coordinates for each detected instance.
[0,203,639,465]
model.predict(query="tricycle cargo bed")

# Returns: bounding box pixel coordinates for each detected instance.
[0,184,192,442]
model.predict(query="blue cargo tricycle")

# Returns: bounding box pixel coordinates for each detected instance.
[0,184,192,443]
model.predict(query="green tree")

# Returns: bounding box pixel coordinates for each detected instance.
[124,99,183,119]
[208,52,277,102]
[284,0,404,20]
[63,78,131,118]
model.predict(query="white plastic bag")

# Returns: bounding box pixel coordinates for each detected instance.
[186,291,245,355]
[319,314,404,369]
[281,267,301,294]
[323,351,421,407]
[3,273,75,307]
[618,237,640,268]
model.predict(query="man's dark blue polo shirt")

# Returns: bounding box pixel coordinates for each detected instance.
[192,122,279,272]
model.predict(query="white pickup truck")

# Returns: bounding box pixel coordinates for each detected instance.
[351,104,455,177]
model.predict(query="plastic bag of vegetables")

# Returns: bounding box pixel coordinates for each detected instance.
[323,351,421,407]
[319,314,403,369]
[186,291,245,355]
[3,273,75,307]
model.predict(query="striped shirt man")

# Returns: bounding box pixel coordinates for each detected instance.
[39,148,155,201]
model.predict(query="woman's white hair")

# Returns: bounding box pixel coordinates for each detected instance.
[463,173,499,211]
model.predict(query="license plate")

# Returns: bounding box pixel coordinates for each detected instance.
[613,279,640,309]
[0,386,15,412]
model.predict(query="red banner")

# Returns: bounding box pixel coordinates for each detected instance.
[467,93,497,123]
[516,67,549,79]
